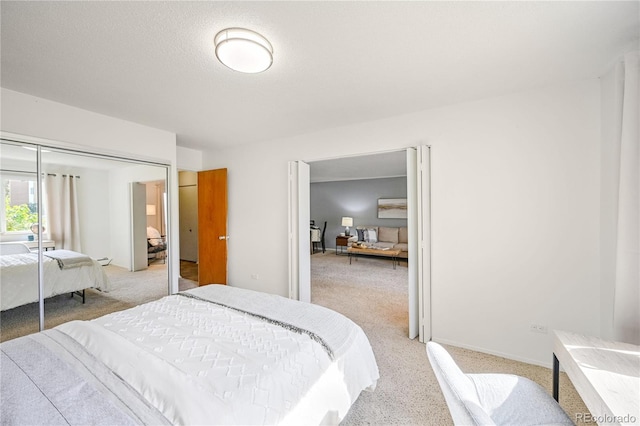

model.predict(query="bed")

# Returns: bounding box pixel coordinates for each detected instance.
[0,284,379,425]
[0,243,110,311]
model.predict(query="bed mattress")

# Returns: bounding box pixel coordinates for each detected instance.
[1,284,379,425]
[0,251,110,311]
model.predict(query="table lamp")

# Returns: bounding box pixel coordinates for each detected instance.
[341,217,353,236]
[30,223,45,241]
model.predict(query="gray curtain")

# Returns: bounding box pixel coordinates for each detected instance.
[45,174,81,252]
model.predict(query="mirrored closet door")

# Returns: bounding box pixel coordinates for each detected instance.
[0,141,42,340]
[0,139,170,341]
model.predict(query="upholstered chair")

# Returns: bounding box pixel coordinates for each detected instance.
[426,342,574,426]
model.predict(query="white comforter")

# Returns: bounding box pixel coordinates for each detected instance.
[56,285,379,425]
[0,251,110,311]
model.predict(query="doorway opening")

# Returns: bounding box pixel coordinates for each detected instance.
[176,168,229,286]
[307,150,410,333]
[178,170,198,283]
[290,146,430,342]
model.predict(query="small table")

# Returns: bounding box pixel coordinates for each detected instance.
[335,235,350,255]
[347,247,401,269]
[553,330,640,425]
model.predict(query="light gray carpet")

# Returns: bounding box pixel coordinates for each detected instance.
[310,251,589,426]
[0,264,198,342]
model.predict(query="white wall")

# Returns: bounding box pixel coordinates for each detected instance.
[177,146,204,171]
[1,88,180,291]
[1,89,175,160]
[204,79,602,366]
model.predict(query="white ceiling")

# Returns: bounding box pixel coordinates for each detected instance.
[1,1,638,154]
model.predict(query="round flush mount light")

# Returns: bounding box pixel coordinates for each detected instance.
[214,28,273,73]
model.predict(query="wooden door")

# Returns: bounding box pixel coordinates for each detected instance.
[197,169,227,285]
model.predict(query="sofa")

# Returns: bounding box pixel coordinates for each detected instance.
[348,225,408,258]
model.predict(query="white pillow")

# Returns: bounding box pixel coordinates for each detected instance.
[365,228,378,243]
[147,227,162,246]
[0,243,31,255]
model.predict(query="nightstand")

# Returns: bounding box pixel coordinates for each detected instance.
[335,235,351,255]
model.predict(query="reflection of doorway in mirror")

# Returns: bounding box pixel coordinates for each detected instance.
[144,180,166,235]
[178,171,198,263]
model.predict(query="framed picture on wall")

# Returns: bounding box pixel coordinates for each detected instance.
[378,198,407,219]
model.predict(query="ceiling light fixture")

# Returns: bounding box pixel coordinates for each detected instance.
[214,28,273,74]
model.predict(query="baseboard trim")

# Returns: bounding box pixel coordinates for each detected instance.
[431,337,551,369]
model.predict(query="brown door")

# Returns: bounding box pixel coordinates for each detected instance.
[197,168,228,285]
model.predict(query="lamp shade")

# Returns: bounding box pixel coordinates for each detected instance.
[30,223,45,234]
[341,217,353,227]
[214,28,273,73]
[146,204,157,216]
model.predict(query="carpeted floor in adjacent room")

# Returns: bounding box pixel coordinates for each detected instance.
[310,251,589,426]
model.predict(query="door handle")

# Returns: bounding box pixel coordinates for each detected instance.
[218,236,230,240]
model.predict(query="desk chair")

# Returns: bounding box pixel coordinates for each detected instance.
[311,221,327,254]
[147,226,167,265]
[426,342,573,425]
